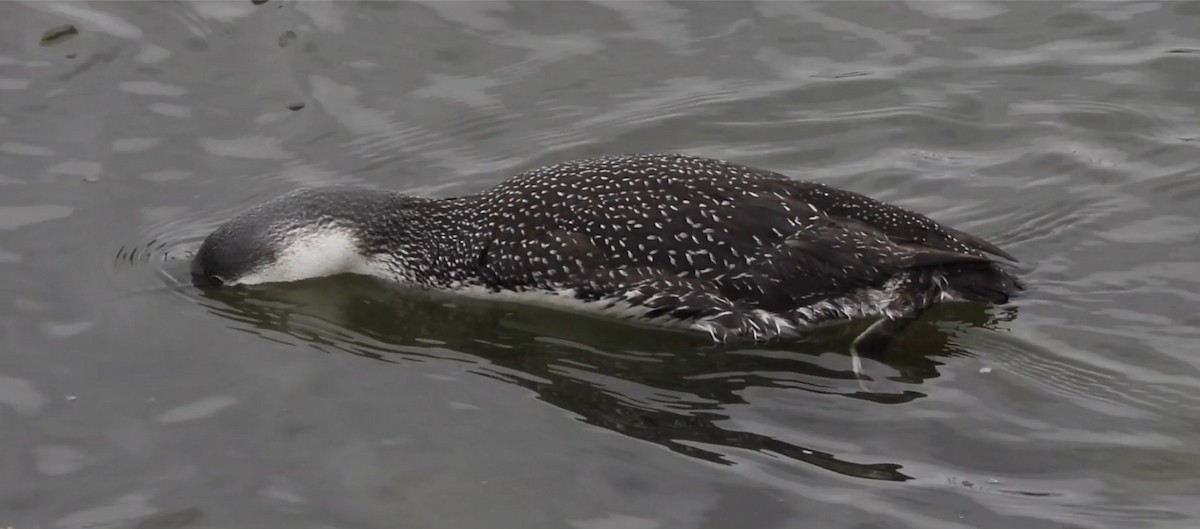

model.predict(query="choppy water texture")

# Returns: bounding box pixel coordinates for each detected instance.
[3,1,1200,528]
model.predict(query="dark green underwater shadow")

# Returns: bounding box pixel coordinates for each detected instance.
[192,274,1020,482]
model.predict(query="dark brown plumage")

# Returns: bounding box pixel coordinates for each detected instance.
[193,153,1022,346]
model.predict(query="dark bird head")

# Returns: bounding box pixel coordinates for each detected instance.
[191,187,418,287]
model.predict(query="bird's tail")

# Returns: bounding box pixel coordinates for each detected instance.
[939,262,1024,304]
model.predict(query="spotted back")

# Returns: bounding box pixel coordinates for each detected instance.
[461,153,1010,309]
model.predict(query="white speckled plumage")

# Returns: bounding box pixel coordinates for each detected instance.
[193,153,1022,343]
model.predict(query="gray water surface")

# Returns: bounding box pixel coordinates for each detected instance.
[3,2,1200,528]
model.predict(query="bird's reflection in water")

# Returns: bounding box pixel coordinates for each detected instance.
[195,274,1017,482]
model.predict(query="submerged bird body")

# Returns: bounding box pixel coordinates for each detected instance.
[193,154,1021,343]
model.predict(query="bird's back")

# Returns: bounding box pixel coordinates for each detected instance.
[463,153,1020,318]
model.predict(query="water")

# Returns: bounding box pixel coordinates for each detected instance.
[3,1,1199,527]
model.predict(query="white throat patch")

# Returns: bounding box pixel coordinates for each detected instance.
[231,227,378,286]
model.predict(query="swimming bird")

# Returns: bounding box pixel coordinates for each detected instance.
[192,153,1022,360]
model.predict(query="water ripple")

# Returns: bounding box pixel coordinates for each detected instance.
[7,1,1200,528]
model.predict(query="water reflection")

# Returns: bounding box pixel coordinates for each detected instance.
[193,272,1017,482]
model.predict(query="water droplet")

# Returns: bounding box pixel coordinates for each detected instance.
[286,102,305,111]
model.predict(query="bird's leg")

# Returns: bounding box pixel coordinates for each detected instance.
[849,308,928,383]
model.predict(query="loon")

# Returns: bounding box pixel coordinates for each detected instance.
[192,153,1022,354]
